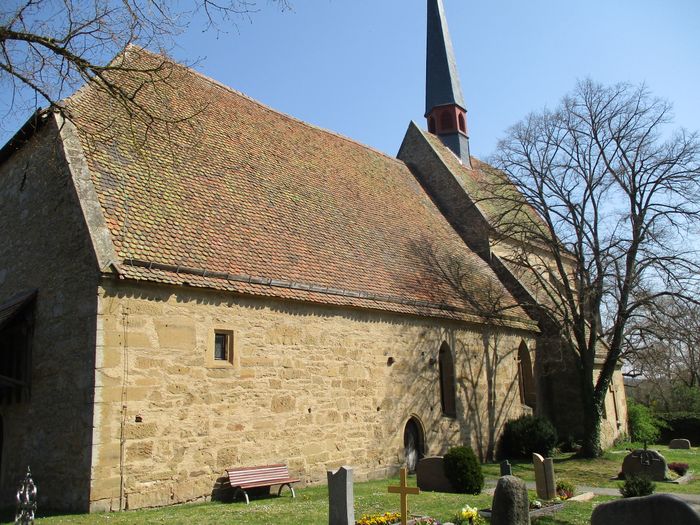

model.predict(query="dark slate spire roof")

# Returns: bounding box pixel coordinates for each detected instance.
[425,0,466,116]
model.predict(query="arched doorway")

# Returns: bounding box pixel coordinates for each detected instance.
[403,417,425,473]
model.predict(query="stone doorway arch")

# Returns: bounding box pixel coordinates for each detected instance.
[403,416,425,473]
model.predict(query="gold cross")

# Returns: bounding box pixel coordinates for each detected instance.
[388,467,420,525]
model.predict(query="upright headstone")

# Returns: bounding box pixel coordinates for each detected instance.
[328,466,354,525]
[591,493,700,525]
[621,449,668,481]
[669,439,692,450]
[532,453,556,500]
[491,475,530,525]
[416,457,453,492]
[500,460,512,477]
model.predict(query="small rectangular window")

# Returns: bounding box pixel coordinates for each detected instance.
[211,329,235,367]
[214,333,229,361]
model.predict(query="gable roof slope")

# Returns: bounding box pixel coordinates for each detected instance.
[60,47,533,328]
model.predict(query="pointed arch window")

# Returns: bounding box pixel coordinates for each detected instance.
[517,341,536,409]
[438,342,456,418]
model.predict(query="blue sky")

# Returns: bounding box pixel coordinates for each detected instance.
[2,0,699,160]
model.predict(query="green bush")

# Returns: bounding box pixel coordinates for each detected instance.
[497,415,558,459]
[619,474,655,498]
[627,400,665,446]
[443,446,484,494]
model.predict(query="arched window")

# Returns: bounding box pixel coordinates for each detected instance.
[440,110,454,132]
[403,417,425,473]
[438,342,456,417]
[517,341,536,409]
[428,116,436,134]
[458,113,466,133]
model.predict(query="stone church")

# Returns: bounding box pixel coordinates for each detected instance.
[0,0,627,513]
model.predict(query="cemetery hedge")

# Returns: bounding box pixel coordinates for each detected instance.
[497,414,558,459]
[657,412,700,446]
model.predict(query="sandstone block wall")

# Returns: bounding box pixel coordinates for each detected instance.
[0,120,100,511]
[91,280,535,511]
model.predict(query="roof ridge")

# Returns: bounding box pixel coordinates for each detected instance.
[196,69,407,166]
[118,47,408,166]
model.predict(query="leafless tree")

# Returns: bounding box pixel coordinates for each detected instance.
[0,0,290,134]
[489,79,700,456]
[625,294,700,410]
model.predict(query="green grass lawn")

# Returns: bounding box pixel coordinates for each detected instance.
[3,446,696,524]
[2,476,609,525]
[482,445,699,494]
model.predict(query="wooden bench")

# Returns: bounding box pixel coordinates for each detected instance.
[225,464,300,504]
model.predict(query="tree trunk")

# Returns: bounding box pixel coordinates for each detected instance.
[579,369,603,458]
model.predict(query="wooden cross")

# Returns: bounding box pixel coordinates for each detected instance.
[388,467,420,525]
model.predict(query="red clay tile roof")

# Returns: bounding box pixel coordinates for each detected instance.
[64,47,534,328]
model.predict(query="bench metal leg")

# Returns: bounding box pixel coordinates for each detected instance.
[277,483,295,498]
[234,487,250,505]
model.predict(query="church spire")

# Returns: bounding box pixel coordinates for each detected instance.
[425,0,471,167]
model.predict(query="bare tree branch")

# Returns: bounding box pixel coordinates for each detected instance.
[0,0,291,133]
[488,79,700,456]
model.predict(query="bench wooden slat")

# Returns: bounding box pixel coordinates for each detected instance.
[225,464,299,504]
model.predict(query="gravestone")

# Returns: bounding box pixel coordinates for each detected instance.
[669,438,692,450]
[621,449,668,481]
[416,457,453,492]
[500,460,512,476]
[327,466,354,525]
[491,475,530,525]
[591,493,700,525]
[532,453,556,500]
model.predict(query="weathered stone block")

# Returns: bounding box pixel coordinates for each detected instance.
[271,395,296,413]
[124,422,158,440]
[154,320,196,350]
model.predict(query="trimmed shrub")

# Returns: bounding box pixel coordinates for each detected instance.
[619,474,655,498]
[443,446,484,494]
[498,415,558,459]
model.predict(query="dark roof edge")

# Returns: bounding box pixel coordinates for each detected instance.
[120,258,539,331]
[0,110,51,165]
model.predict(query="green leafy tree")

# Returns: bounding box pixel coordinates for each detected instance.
[627,399,665,447]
